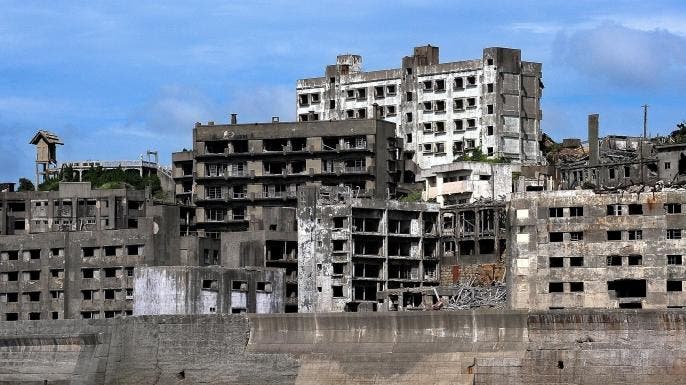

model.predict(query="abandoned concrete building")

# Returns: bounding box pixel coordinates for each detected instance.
[509,189,686,310]
[297,185,441,312]
[296,45,544,172]
[440,199,508,285]
[133,266,284,315]
[0,182,181,321]
[557,114,660,190]
[421,161,515,204]
[172,117,401,237]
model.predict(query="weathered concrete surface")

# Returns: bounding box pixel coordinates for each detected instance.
[2,310,686,384]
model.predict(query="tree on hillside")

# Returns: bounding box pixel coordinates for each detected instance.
[17,178,35,192]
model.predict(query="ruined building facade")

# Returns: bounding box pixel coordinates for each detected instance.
[297,46,544,172]
[133,266,285,315]
[297,185,441,312]
[509,189,686,310]
[172,118,401,237]
[0,183,181,321]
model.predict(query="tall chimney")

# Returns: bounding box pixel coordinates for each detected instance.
[588,114,599,166]
[230,114,237,125]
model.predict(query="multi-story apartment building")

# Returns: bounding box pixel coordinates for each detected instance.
[297,186,441,312]
[0,182,181,321]
[133,266,285,315]
[440,199,508,285]
[173,118,401,237]
[509,189,686,310]
[296,45,543,173]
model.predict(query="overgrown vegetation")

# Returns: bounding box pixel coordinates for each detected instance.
[454,147,511,164]
[667,121,686,143]
[17,178,35,192]
[399,190,423,202]
[36,166,162,196]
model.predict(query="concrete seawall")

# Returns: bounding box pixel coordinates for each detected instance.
[1,310,685,384]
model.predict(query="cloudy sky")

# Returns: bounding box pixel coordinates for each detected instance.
[1,1,685,182]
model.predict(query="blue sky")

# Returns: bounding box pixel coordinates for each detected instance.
[1,1,686,182]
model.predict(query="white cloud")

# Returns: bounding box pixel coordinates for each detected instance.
[554,22,686,89]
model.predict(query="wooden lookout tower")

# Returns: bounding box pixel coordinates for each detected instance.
[29,130,63,189]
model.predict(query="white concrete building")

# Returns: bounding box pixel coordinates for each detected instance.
[421,161,515,205]
[296,45,544,175]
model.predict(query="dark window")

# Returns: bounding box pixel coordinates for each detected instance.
[569,207,583,217]
[628,255,642,266]
[607,231,622,241]
[549,208,563,218]
[549,282,563,292]
[668,255,683,265]
[6,272,17,281]
[607,255,622,266]
[569,282,584,292]
[549,257,563,268]
[487,83,494,92]
[667,280,682,292]
[628,230,642,240]
[5,313,18,321]
[332,286,344,297]
[549,232,563,242]
[666,203,682,214]
[202,280,217,290]
[104,289,115,300]
[487,126,493,135]
[628,204,643,215]
[104,268,117,278]
[667,229,682,240]
[82,290,93,300]
[29,250,40,259]
[82,269,95,279]
[569,257,584,267]
[570,232,583,241]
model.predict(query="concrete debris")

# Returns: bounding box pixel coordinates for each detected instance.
[434,280,507,310]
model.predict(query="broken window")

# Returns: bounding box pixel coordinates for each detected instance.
[332,286,344,297]
[466,98,476,108]
[454,77,464,89]
[549,208,563,218]
[423,101,432,111]
[487,83,494,92]
[607,231,622,241]
[667,280,683,292]
[487,104,494,114]
[569,207,583,217]
[667,229,682,240]
[549,282,563,293]
[665,162,671,170]
[423,80,433,91]
[570,257,584,267]
[608,279,646,297]
[386,105,396,116]
[607,255,622,266]
[628,204,643,215]
[607,204,623,216]
[299,94,309,106]
[202,280,217,290]
[628,230,642,240]
[406,91,413,102]
[405,112,413,123]
[665,203,682,214]
[435,79,445,91]
[609,168,616,180]
[569,282,584,292]
[549,232,563,242]
[386,85,396,94]
[256,282,272,292]
[570,232,583,241]
[487,125,494,135]
[434,100,445,112]
[624,166,631,178]
[628,255,642,266]
[232,281,248,291]
[549,257,563,268]
[467,76,476,86]
[82,268,95,279]
[668,255,683,265]
[466,119,476,129]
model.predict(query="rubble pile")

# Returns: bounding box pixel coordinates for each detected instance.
[432,280,507,311]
